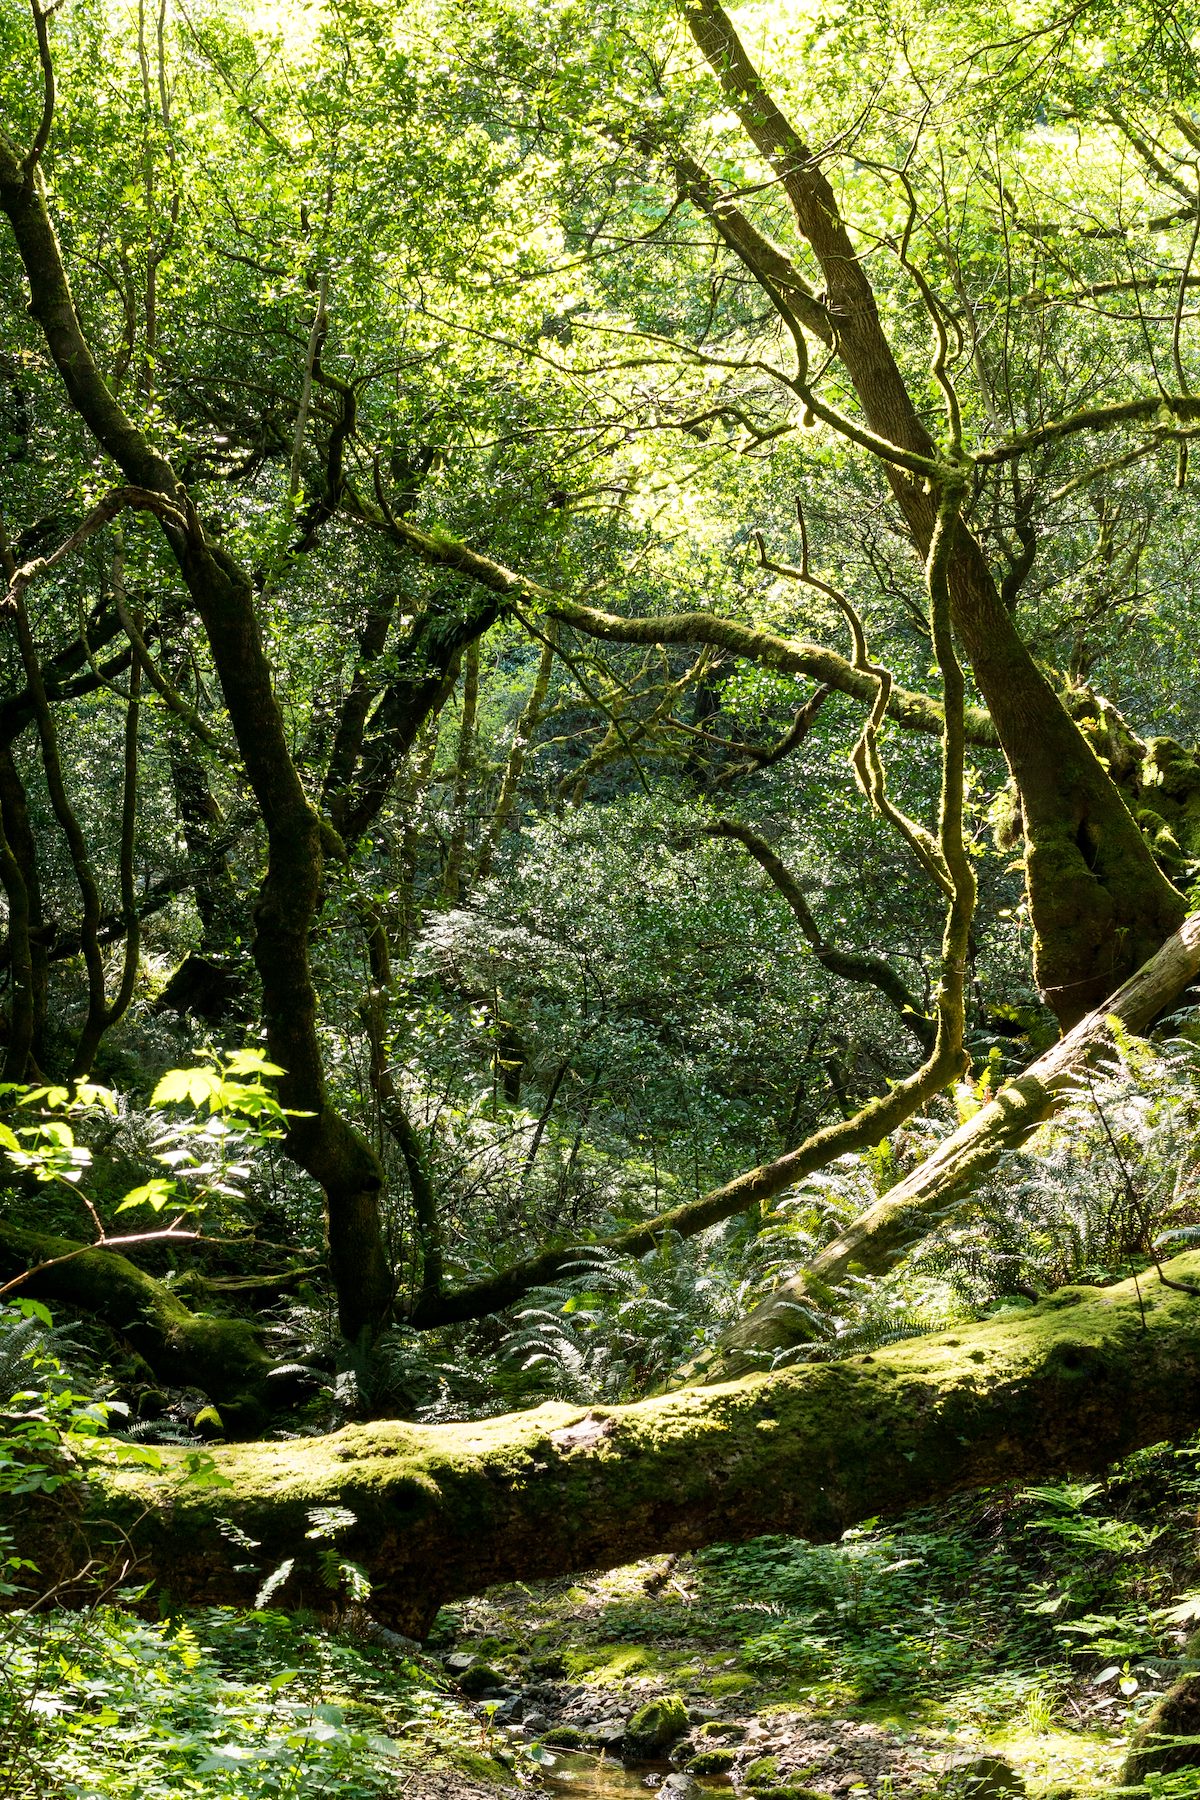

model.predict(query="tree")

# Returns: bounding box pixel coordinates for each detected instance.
[2,0,1200,1481]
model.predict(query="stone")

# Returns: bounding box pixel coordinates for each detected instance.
[745,1754,780,1786]
[954,1757,1026,1799]
[584,1716,628,1749]
[687,1747,737,1774]
[457,1663,506,1696]
[1124,1663,1200,1784]
[699,1720,746,1743]
[625,1693,690,1757]
[529,1650,568,1678]
[658,1778,701,1800]
[543,1726,586,1749]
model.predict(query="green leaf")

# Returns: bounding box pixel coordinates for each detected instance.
[223,1050,286,1077]
[115,1178,178,1214]
[152,1067,224,1108]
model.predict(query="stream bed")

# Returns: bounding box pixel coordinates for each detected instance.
[542,1750,735,1797]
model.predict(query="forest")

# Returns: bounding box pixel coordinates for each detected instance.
[7,0,1200,1792]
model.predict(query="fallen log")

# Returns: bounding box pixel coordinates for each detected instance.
[36,1253,1200,1638]
[694,913,1200,1379]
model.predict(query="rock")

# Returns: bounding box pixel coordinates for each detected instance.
[625,1693,690,1757]
[1124,1668,1200,1785]
[530,1650,568,1678]
[756,1790,831,1800]
[687,1704,721,1724]
[487,1692,522,1724]
[687,1747,737,1774]
[583,1716,628,1749]
[658,1778,701,1800]
[457,1663,506,1697]
[444,1652,475,1674]
[699,1720,746,1743]
[522,1711,548,1735]
[744,1753,780,1787]
[955,1757,1026,1798]
[543,1726,586,1748]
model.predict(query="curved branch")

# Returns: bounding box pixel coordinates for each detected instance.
[21,0,63,186]
[704,818,934,1051]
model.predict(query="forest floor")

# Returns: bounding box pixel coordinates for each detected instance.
[8,1433,1198,1796]
[420,1438,1200,1800]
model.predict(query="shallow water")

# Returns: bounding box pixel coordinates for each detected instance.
[541,1749,734,1797]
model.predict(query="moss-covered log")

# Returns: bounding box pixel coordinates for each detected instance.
[0,1222,274,1432]
[38,1255,1200,1638]
[693,912,1200,1380]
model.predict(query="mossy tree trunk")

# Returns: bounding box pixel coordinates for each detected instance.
[39,1255,1200,1638]
[0,1222,276,1433]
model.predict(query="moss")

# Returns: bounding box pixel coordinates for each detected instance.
[543,1727,587,1749]
[564,1643,655,1681]
[528,1649,567,1678]
[699,1720,746,1741]
[1123,1670,1200,1783]
[688,1746,737,1773]
[624,1692,689,1756]
[451,1748,516,1786]
[457,1663,506,1696]
[750,1789,830,1800]
[704,1672,758,1697]
[33,1251,1200,1638]
[746,1755,780,1783]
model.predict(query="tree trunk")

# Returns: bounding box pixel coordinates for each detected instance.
[166,729,239,954]
[35,1254,1200,1638]
[693,912,1200,1380]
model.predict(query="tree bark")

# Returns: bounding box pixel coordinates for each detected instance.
[41,1254,1200,1638]
[694,912,1200,1380]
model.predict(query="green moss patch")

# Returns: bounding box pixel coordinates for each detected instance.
[688,1746,737,1773]
[624,1692,689,1755]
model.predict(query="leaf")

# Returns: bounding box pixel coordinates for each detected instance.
[115,1178,177,1214]
[152,1067,223,1108]
[224,1050,286,1077]
[255,1557,296,1608]
[13,1298,52,1326]
[1161,1594,1200,1625]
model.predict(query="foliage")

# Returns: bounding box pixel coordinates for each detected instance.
[919,1028,1200,1303]
[8,0,1200,1788]
[0,1603,487,1799]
